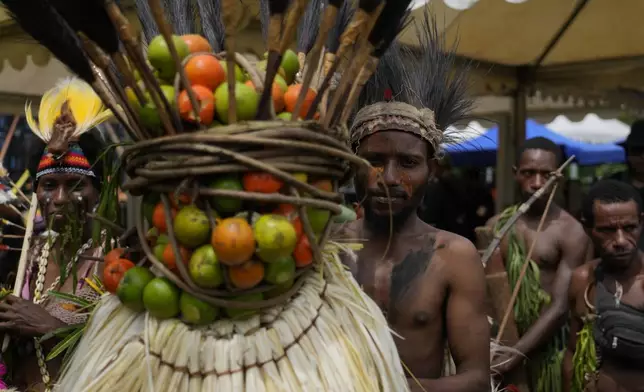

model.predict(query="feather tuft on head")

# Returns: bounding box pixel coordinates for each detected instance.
[25,78,112,156]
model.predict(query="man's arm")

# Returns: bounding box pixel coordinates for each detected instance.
[412,238,491,392]
[510,224,590,362]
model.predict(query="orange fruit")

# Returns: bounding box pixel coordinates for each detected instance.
[152,202,177,232]
[211,217,256,266]
[162,243,192,270]
[168,192,192,208]
[293,236,313,267]
[311,179,333,192]
[184,54,225,91]
[242,172,283,194]
[104,248,126,267]
[181,34,212,53]
[284,84,316,119]
[103,258,135,293]
[245,80,285,113]
[275,204,296,215]
[178,85,215,125]
[228,260,265,289]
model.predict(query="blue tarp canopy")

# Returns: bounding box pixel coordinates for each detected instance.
[444,120,625,167]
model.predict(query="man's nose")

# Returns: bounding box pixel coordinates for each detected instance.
[530,174,546,190]
[52,186,69,205]
[614,229,629,248]
[382,162,399,186]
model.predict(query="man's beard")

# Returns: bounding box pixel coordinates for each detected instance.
[360,183,428,234]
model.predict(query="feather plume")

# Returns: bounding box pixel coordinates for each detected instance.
[163,0,196,35]
[259,0,271,43]
[368,0,412,57]
[325,0,354,53]
[135,0,160,43]
[196,0,226,52]
[405,10,474,131]
[297,0,322,54]
[25,78,112,144]
[2,0,94,83]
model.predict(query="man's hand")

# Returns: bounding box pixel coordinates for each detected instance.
[491,351,523,376]
[0,295,65,337]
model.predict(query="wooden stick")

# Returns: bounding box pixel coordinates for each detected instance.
[0,116,19,163]
[481,155,574,265]
[2,192,38,352]
[494,182,559,343]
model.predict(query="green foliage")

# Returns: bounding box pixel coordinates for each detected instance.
[572,320,597,392]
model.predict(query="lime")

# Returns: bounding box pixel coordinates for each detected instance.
[153,243,166,262]
[180,292,218,325]
[257,59,287,80]
[274,74,288,93]
[306,207,331,233]
[265,278,295,299]
[292,173,308,184]
[117,267,155,312]
[189,245,224,288]
[125,87,141,112]
[264,255,296,285]
[210,176,244,214]
[280,49,300,84]
[142,277,180,319]
[138,85,176,132]
[333,204,357,223]
[223,64,247,82]
[235,211,261,227]
[214,82,259,124]
[225,292,264,319]
[173,206,210,248]
[157,233,169,245]
[148,35,190,81]
[277,112,300,121]
[254,214,297,262]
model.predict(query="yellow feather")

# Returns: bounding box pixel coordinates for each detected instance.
[24,102,43,141]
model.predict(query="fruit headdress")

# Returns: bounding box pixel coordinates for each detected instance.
[25,77,112,180]
[350,10,474,155]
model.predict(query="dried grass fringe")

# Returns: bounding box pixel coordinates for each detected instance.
[52,242,408,392]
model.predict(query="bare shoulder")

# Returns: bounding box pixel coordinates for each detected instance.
[570,259,599,292]
[434,230,482,272]
[558,209,587,237]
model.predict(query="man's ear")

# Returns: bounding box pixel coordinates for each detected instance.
[580,216,592,236]
[428,159,438,179]
[512,165,518,174]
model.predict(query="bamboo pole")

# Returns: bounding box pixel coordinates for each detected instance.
[0,116,20,163]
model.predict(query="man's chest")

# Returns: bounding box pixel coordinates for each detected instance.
[501,221,563,269]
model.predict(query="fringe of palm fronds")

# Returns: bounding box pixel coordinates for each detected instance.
[572,319,596,392]
[495,206,549,334]
[528,330,566,392]
[39,275,105,366]
[53,242,409,392]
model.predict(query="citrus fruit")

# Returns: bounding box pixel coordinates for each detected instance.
[293,236,313,267]
[277,112,300,121]
[293,172,308,184]
[223,64,247,82]
[254,214,297,262]
[178,85,215,125]
[306,207,331,233]
[143,277,181,319]
[125,87,141,112]
[181,34,212,53]
[104,248,126,267]
[274,75,288,93]
[209,176,244,214]
[152,202,177,232]
[264,255,296,285]
[157,233,169,245]
[265,278,294,299]
[256,59,287,80]
[153,243,166,262]
[211,217,256,266]
[180,291,218,325]
[214,82,259,124]
[143,193,160,223]
[117,267,154,312]
[245,80,285,113]
[284,84,316,119]
[228,260,265,289]
[188,245,224,288]
[173,206,210,248]
[275,204,296,215]
[280,49,300,84]
[333,204,358,223]
[162,243,192,270]
[103,258,135,293]
[139,85,176,131]
[224,292,263,319]
[148,35,190,81]
[234,211,261,227]
[311,179,333,192]
[184,55,225,91]
[169,192,192,208]
[242,172,283,193]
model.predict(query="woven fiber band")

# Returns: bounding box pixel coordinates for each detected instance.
[350,101,443,153]
[36,143,95,180]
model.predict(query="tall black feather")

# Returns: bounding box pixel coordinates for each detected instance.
[367,0,412,56]
[297,0,322,54]
[259,0,271,44]
[406,10,473,131]
[325,0,354,53]
[135,0,160,43]
[163,0,196,35]
[196,0,226,52]
[2,0,95,84]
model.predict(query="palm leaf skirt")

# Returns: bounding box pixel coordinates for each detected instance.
[53,243,409,392]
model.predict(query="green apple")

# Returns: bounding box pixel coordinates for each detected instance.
[214,82,259,124]
[138,85,176,132]
[147,35,190,81]
[274,74,288,93]
[280,49,299,84]
[256,60,287,80]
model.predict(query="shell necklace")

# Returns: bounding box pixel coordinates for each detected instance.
[32,237,93,392]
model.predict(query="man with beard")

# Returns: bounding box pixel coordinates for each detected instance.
[564,179,644,392]
[487,137,593,391]
[0,78,112,391]
[339,12,491,392]
[609,120,644,251]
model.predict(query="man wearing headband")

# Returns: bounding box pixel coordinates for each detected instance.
[0,78,111,391]
[339,13,491,392]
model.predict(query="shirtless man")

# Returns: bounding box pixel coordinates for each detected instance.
[565,180,644,392]
[488,137,592,390]
[339,17,490,390]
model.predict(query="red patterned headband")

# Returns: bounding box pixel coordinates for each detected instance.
[36,143,95,180]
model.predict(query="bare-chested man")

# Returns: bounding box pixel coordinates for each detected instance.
[565,180,644,392]
[338,13,490,391]
[488,137,592,391]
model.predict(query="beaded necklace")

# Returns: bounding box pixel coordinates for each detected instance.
[32,237,93,392]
